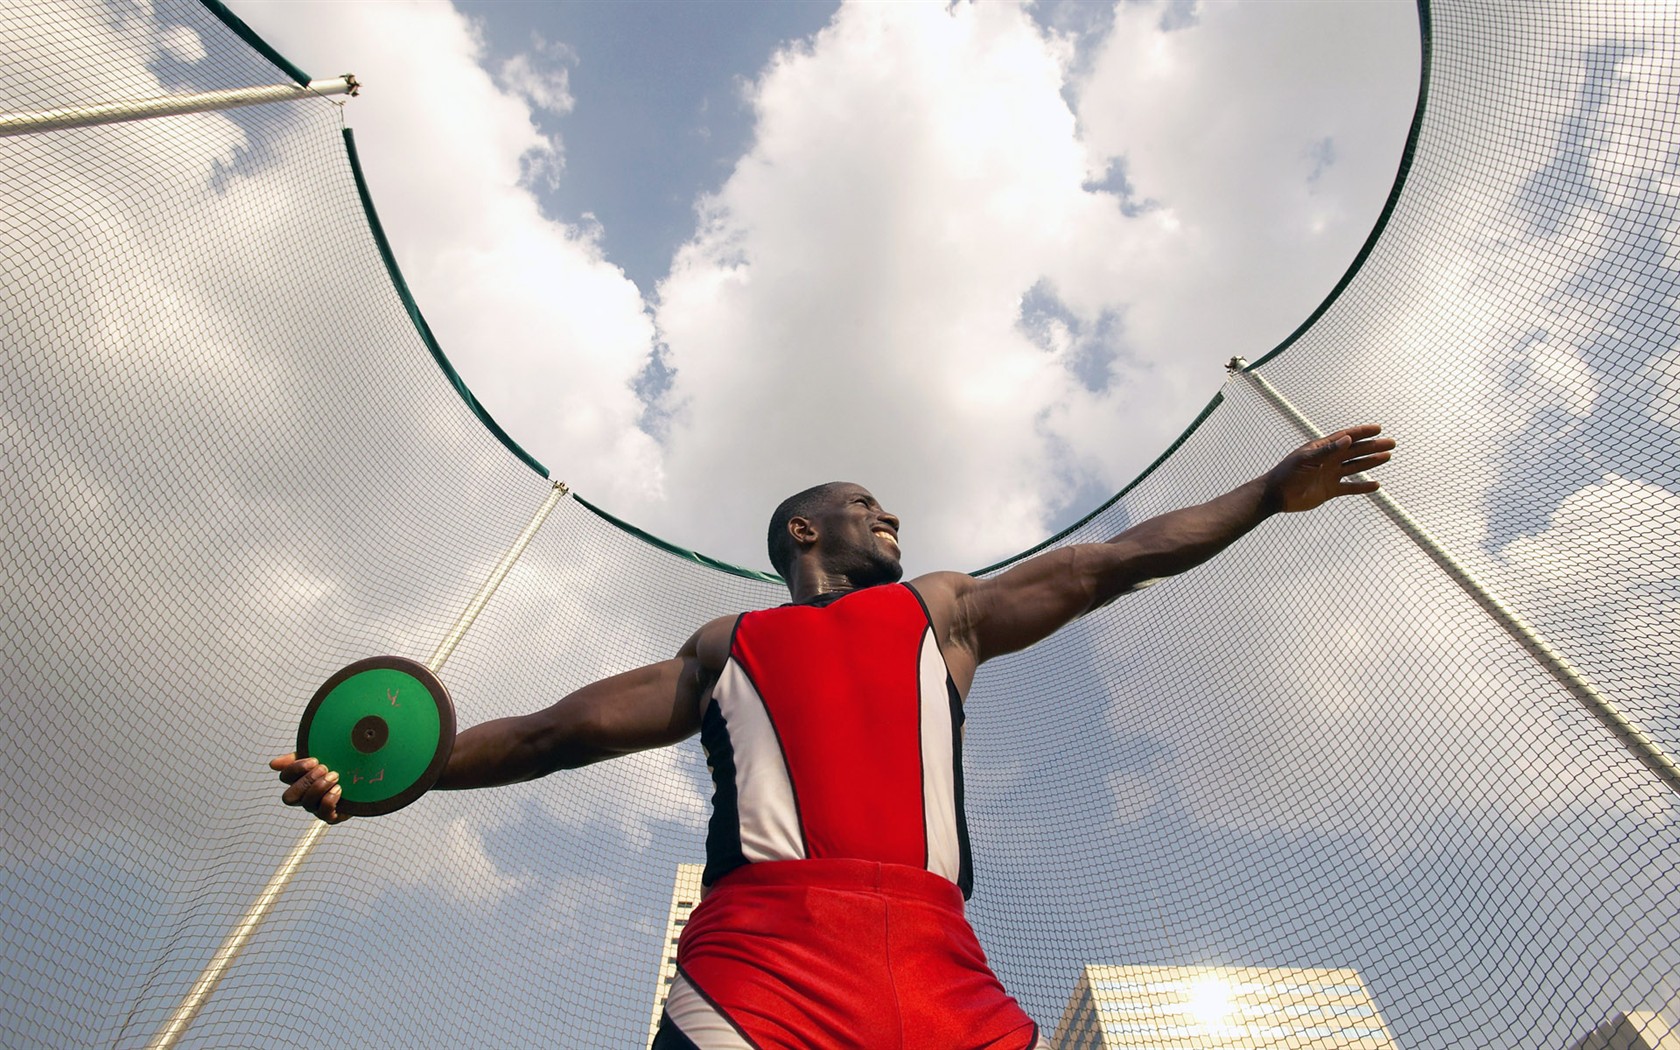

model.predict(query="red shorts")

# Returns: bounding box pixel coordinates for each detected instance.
[657,859,1042,1050]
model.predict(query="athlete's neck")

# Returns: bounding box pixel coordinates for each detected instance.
[784,550,902,603]
[784,564,859,604]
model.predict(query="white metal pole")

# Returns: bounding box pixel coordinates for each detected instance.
[1228,359,1680,795]
[427,482,571,672]
[146,480,570,1050]
[0,76,358,137]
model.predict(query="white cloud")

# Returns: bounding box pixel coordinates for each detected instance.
[206,0,1418,577]
[1498,473,1680,763]
[8,2,1678,1040]
[1525,334,1599,418]
[1039,480,1675,867]
[228,1,665,512]
[160,23,206,63]
[534,747,709,851]
[382,815,531,903]
[647,1,1097,571]
[498,41,576,119]
[635,0,1416,573]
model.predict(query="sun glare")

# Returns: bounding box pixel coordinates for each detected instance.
[1184,975,1236,1034]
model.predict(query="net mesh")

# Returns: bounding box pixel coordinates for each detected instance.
[2,1,1676,1048]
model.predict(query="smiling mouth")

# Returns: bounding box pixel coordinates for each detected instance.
[873,528,899,552]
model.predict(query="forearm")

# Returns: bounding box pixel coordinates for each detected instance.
[1092,475,1273,593]
[435,711,584,791]
[1095,424,1392,594]
[959,476,1275,660]
[956,427,1388,663]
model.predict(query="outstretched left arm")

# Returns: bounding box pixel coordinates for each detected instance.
[916,424,1394,685]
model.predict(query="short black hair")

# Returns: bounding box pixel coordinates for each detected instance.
[767,482,849,580]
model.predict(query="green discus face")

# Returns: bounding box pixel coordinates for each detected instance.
[297,656,455,817]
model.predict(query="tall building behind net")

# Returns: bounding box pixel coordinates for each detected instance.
[3,1,1678,1048]
[1051,964,1397,1049]
[1571,1013,1680,1050]
[646,864,705,1048]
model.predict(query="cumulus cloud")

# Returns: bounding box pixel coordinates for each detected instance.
[3,0,740,929]
[212,0,1418,577]
[633,0,1415,573]
[159,23,207,63]
[949,15,1680,976]
[229,0,664,513]
[1647,343,1680,430]
[386,815,530,902]
[647,1,1102,570]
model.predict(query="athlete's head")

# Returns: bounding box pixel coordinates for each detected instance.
[767,482,902,588]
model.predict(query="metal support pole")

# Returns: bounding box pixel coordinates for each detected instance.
[1227,358,1680,795]
[0,76,358,137]
[146,480,570,1050]
[427,482,571,672]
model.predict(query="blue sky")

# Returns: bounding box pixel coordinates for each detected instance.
[457,0,838,299]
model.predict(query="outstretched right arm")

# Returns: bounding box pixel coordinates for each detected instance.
[271,616,731,824]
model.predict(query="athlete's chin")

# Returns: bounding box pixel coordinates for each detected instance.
[864,558,905,587]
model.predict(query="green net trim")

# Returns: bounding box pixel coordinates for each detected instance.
[971,391,1227,577]
[342,128,550,479]
[196,0,312,86]
[571,493,784,584]
[1246,0,1432,372]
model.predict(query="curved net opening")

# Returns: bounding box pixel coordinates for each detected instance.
[3,2,1677,1048]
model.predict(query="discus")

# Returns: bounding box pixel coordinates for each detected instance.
[296,655,455,817]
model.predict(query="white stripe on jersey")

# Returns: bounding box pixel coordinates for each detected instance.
[917,626,961,883]
[711,659,805,864]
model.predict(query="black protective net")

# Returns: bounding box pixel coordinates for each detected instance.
[2,1,1676,1048]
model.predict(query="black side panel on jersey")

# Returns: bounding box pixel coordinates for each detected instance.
[949,678,974,899]
[651,1013,704,1050]
[700,700,747,888]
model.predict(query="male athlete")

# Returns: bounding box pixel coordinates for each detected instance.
[273,424,1394,1049]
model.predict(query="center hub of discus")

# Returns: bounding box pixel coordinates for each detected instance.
[351,714,389,754]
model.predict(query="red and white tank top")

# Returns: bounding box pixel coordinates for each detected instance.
[699,583,974,897]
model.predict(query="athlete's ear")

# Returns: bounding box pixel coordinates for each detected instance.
[788,515,819,552]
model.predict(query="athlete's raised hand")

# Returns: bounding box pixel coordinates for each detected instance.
[1265,423,1394,514]
[270,753,350,824]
